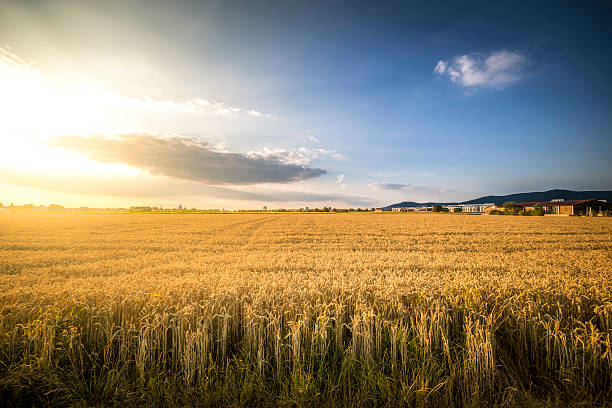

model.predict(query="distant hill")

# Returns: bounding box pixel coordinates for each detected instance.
[384,201,452,208]
[461,189,612,205]
[383,201,425,208]
[384,189,612,209]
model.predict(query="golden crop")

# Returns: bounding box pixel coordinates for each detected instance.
[0,213,610,406]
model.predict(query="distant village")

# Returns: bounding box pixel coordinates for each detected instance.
[380,199,611,216]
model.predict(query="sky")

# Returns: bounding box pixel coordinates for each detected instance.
[1,0,611,209]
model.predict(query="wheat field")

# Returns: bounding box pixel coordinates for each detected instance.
[0,213,610,407]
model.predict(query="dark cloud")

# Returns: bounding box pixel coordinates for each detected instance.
[0,167,373,206]
[50,134,328,185]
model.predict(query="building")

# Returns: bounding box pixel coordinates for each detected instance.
[446,203,495,212]
[523,199,610,215]
[485,199,611,215]
[374,208,384,212]
[391,206,430,212]
[484,204,504,213]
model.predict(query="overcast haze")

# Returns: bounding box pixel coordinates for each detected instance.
[1,1,611,208]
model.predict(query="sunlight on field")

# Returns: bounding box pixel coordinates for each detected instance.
[0,213,610,406]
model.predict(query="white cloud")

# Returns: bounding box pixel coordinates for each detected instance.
[434,60,447,75]
[435,50,527,90]
[336,174,344,183]
[308,135,319,142]
[157,97,270,118]
[247,147,343,166]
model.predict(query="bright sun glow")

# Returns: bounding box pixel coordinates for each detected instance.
[0,47,143,176]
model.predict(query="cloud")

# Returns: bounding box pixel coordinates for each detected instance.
[336,174,346,189]
[246,146,342,166]
[0,167,374,206]
[433,60,447,75]
[368,182,446,193]
[50,134,328,185]
[143,97,270,118]
[308,135,319,142]
[369,183,411,191]
[434,50,527,89]
[0,46,35,72]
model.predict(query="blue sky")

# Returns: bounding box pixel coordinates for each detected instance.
[0,1,611,208]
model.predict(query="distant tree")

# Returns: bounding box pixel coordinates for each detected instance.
[532,203,545,216]
[432,205,443,212]
[489,210,504,215]
[454,207,463,212]
[503,202,519,215]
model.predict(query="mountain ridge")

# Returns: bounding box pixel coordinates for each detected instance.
[383,189,612,209]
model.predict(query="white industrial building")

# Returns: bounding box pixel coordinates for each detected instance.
[390,203,494,212]
[445,203,495,212]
